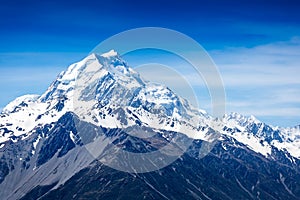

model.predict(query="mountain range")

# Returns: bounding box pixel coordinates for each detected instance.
[0,50,299,200]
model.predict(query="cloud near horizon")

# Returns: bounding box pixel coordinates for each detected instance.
[211,38,300,126]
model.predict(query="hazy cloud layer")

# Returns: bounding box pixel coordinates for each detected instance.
[211,38,300,126]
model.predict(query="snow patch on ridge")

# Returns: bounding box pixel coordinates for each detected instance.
[101,50,118,58]
[3,94,40,113]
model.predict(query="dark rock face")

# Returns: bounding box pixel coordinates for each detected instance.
[0,159,9,184]
[15,113,300,200]
[37,112,78,167]
[26,140,300,200]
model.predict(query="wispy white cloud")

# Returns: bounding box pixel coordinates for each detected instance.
[227,100,300,116]
[209,37,300,86]
[208,38,300,126]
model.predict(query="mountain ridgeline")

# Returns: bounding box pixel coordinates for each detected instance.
[0,50,299,200]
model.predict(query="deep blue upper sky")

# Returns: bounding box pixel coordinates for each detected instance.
[1,0,300,126]
[1,0,300,52]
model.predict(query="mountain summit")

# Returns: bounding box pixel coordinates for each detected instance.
[0,51,299,199]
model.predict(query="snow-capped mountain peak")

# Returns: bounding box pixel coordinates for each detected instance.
[0,51,208,146]
[0,50,299,161]
[222,112,300,159]
[100,49,118,58]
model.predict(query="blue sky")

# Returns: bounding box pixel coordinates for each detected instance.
[0,0,300,126]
